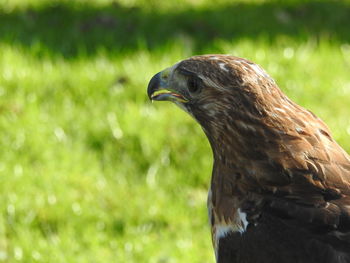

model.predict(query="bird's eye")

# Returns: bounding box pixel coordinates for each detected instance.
[187,77,201,94]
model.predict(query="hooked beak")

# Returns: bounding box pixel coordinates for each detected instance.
[147,71,188,103]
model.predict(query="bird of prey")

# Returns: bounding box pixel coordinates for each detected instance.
[147,55,350,263]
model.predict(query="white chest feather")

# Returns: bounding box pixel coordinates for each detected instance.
[207,190,249,261]
[212,211,248,261]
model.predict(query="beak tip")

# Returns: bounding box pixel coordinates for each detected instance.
[147,72,161,100]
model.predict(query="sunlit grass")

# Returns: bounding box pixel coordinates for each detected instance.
[0,0,350,262]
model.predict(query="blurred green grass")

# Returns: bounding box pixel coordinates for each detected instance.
[0,0,350,262]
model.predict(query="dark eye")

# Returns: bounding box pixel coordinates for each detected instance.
[188,77,201,94]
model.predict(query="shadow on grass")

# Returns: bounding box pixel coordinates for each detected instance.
[0,1,350,58]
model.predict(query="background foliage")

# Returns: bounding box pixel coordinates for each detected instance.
[0,0,350,262]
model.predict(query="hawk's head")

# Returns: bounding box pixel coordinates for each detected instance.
[148,54,283,123]
[147,55,289,145]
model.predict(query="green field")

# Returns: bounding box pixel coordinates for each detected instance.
[0,0,350,262]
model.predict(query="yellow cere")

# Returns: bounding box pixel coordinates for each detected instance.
[161,68,171,79]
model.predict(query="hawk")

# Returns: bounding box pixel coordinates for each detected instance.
[147,55,350,263]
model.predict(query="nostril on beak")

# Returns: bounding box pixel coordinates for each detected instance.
[147,72,161,100]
